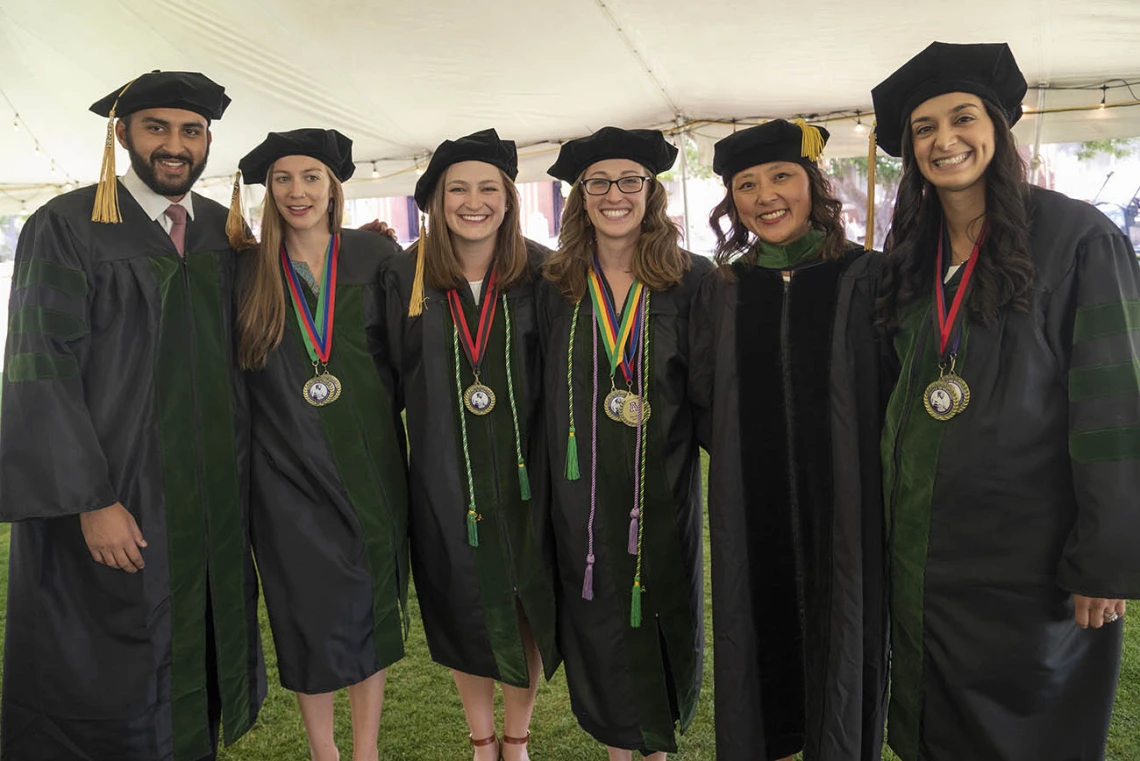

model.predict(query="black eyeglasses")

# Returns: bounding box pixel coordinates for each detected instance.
[579,176,652,196]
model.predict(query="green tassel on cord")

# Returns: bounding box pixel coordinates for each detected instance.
[518,462,532,501]
[467,508,479,547]
[565,429,581,481]
[630,581,643,628]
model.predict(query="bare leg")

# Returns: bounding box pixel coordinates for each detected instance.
[606,748,667,761]
[296,691,340,761]
[452,669,499,761]
[501,615,542,761]
[347,669,387,761]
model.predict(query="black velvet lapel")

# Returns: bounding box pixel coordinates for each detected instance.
[732,257,846,759]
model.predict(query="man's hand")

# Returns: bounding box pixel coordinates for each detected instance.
[79,502,147,573]
[1073,594,1126,629]
[358,219,399,240]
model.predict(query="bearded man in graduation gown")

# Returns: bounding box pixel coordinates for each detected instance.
[0,71,265,761]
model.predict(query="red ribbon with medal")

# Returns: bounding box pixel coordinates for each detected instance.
[448,271,499,415]
[282,234,341,407]
[924,223,986,420]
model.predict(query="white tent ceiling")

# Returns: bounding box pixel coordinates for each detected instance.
[3,0,1140,214]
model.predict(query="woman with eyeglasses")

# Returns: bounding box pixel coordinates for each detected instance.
[538,127,712,761]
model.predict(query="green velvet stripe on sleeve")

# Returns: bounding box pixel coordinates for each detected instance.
[1070,425,1140,463]
[4,351,78,382]
[1069,359,1140,401]
[14,259,88,297]
[1073,299,1140,342]
[8,306,88,342]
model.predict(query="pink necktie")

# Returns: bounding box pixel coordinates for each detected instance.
[164,204,187,257]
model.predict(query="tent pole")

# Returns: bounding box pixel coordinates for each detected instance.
[1031,85,1047,186]
[676,120,692,249]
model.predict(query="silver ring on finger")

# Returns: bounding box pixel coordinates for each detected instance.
[1105,611,1119,623]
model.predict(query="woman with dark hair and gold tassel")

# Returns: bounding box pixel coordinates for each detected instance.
[871,42,1140,761]
[538,127,712,761]
[689,119,888,761]
[230,128,408,761]
[381,129,558,761]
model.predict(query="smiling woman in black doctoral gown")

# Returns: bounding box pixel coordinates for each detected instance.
[233,128,407,761]
[872,41,1140,761]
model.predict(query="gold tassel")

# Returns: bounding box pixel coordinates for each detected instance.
[226,171,257,251]
[794,118,825,163]
[865,121,877,252]
[91,80,136,224]
[408,212,427,317]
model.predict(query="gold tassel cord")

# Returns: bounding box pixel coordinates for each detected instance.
[865,121,877,252]
[91,80,137,224]
[794,118,825,163]
[226,171,257,251]
[408,213,427,317]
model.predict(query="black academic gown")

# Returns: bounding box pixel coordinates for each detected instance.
[382,241,559,688]
[0,184,265,761]
[538,254,712,755]
[245,229,409,694]
[882,187,1140,761]
[689,243,888,761]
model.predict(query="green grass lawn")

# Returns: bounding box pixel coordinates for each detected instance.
[0,484,1136,759]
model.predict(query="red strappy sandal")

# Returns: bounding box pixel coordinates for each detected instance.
[469,733,499,759]
[502,731,529,758]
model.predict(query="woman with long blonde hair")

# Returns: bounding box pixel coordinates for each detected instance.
[381,129,558,761]
[538,127,711,760]
[232,128,408,761]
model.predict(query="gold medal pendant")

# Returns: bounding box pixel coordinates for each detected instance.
[941,372,971,416]
[923,377,957,420]
[619,393,651,427]
[463,382,496,415]
[604,388,628,423]
[304,371,342,407]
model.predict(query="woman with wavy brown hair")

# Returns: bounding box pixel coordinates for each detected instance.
[381,129,558,761]
[538,127,711,761]
[232,128,407,761]
[871,42,1140,761]
[689,118,888,761]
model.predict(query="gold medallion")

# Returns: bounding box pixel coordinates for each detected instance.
[923,378,957,421]
[463,383,496,415]
[604,389,628,423]
[304,372,342,407]
[619,393,651,427]
[941,373,971,417]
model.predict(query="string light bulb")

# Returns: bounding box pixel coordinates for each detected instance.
[371,161,379,179]
[12,117,18,132]
[1099,85,1107,109]
[854,115,867,135]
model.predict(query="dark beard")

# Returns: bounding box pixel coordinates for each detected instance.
[124,133,209,197]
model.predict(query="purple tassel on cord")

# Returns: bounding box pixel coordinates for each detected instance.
[582,554,595,600]
[628,508,640,555]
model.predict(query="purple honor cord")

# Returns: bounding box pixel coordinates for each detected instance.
[582,318,600,600]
